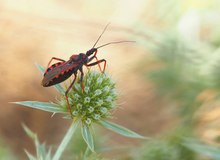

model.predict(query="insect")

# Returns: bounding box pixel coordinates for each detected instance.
[41,24,134,118]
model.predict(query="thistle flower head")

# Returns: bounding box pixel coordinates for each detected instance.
[58,71,117,125]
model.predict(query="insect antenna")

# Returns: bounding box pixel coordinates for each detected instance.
[92,23,110,48]
[96,40,135,49]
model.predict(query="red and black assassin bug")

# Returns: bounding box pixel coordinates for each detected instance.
[41,23,134,118]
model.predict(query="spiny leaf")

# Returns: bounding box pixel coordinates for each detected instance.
[98,120,148,139]
[23,125,52,160]
[25,150,36,160]
[35,63,46,75]
[22,124,37,140]
[13,101,65,113]
[81,125,94,152]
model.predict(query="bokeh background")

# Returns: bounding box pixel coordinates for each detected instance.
[1,0,220,159]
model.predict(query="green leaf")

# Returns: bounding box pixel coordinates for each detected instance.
[183,139,220,159]
[81,125,94,152]
[23,124,52,160]
[46,149,52,160]
[35,63,46,75]
[52,120,80,160]
[23,124,39,158]
[35,63,65,95]
[13,101,65,113]
[98,120,148,139]
[37,143,47,160]
[25,150,36,160]
[54,84,65,95]
[22,124,37,140]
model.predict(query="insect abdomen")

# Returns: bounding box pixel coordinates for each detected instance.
[42,62,75,87]
[42,70,74,87]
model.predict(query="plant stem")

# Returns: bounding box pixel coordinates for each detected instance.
[52,119,80,160]
[82,146,90,160]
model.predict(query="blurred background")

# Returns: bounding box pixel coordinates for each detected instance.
[1,0,220,159]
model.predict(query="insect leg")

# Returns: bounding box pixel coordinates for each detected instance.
[94,57,102,72]
[47,57,65,68]
[65,73,77,118]
[86,59,106,73]
[87,50,102,71]
[79,68,84,92]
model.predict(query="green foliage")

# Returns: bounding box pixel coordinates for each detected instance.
[23,122,109,160]
[137,140,178,160]
[135,2,220,160]
[135,129,196,160]
[13,101,65,113]
[23,124,52,160]
[183,139,220,160]
[148,36,206,118]
[0,139,16,160]
[98,120,147,139]
[80,153,110,160]
[211,61,220,90]
[143,28,220,128]
[166,129,197,160]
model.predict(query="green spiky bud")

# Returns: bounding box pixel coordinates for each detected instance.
[59,71,118,125]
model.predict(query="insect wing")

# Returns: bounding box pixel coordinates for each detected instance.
[42,61,80,86]
[42,66,62,86]
[59,61,80,73]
